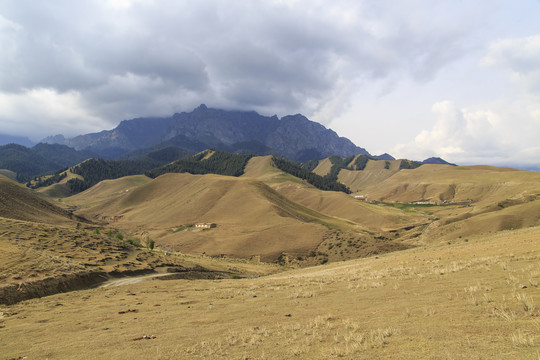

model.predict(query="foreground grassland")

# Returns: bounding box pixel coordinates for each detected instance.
[1,226,538,359]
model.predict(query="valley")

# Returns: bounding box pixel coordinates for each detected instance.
[1,150,539,359]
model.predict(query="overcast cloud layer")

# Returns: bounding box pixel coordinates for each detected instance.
[1,0,539,169]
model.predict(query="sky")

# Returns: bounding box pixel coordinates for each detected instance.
[1,0,540,169]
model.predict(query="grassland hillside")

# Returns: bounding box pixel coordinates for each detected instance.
[33,168,84,198]
[63,157,540,262]
[355,165,540,241]
[312,157,333,176]
[0,169,16,181]
[0,175,83,225]
[70,172,390,262]
[1,225,537,359]
[312,155,423,192]
[270,178,421,227]
[0,215,276,305]
[2,151,540,358]
[338,158,403,191]
[242,155,284,181]
[360,165,538,203]
[244,156,430,240]
[63,175,152,210]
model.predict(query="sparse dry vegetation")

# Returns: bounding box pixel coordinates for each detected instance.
[0,225,538,359]
[1,159,540,359]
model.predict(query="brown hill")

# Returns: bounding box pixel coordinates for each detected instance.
[270,182,427,232]
[72,173,365,262]
[2,223,538,359]
[251,158,540,246]
[0,169,16,181]
[67,170,415,262]
[359,164,538,203]
[62,174,152,209]
[338,157,403,191]
[313,156,416,192]
[312,158,333,176]
[243,156,427,235]
[0,214,267,305]
[0,175,82,225]
[55,156,540,263]
[356,164,540,242]
[33,169,84,199]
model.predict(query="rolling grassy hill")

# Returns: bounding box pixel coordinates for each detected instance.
[61,156,540,262]
[0,175,84,225]
[312,155,424,192]
[1,173,278,305]
[338,157,404,191]
[243,156,428,237]
[360,164,539,204]
[356,164,540,242]
[0,169,16,181]
[1,152,539,358]
[1,225,537,359]
[69,172,380,262]
[305,156,540,245]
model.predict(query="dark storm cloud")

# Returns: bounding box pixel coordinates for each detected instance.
[0,0,487,138]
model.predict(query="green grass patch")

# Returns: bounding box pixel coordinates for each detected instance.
[373,202,453,213]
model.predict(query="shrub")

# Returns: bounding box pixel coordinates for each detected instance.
[127,237,142,248]
[145,236,155,250]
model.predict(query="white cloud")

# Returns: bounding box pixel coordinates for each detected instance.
[106,0,154,11]
[483,35,540,96]
[392,100,540,169]
[0,0,489,133]
[389,32,540,169]
[0,88,106,140]
[0,0,539,168]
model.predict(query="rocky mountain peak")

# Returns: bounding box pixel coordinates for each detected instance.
[38,105,371,161]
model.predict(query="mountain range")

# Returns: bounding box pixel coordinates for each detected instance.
[41,104,371,161]
[0,134,34,147]
[1,105,456,181]
[1,107,538,360]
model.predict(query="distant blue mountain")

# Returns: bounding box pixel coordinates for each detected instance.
[373,153,395,161]
[422,157,457,166]
[0,134,35,147]
[40,105,371,161]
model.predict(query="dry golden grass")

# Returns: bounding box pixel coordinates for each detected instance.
[2,162,540,358]
[0,175,79,225]
[0,169,16,181]
[359,164,540,205]
[243,156,308,186]
[337,158,404,192]
[271,181,426,232]
[1,226,538,359]
[312,158,333,176]
[56,160,540,265]
[242,155,281,181]
[67,173,378,262]
[61,174,151,209]
[0,215,279,305]
[337,164,540,244]
[34,169,84,199]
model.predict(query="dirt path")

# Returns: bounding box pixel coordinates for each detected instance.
[100,273,174,287]
[99,268,237,288]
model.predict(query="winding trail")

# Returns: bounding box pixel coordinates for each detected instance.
[100,273,174,287]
